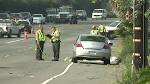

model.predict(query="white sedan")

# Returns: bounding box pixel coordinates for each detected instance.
[105,21,121,32]
[105,21,121,38]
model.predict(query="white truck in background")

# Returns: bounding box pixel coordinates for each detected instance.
[33,14,46,24]
[92,9,107,20]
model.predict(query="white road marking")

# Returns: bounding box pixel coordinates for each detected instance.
[6,39,24,44]
[41,62,74,84]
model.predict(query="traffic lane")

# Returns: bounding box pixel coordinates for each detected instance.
[0,37,24,45]
[0,37,71,84]
[42,26,123,84]
[0,24,92,84]
[0,21,120,84]
[48,64,123,84]
[45,38,123,84]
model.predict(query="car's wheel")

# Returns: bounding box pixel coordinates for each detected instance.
[17,34,21,38]
[84,17,87,21]
[0,34,4,38]
[104,59,110,65]
[17,30,21,38]
[7,30,12,38]
[0,34,2,38]
[72,57,78,63]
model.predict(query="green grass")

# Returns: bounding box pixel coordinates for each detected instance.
[118,36,150,84]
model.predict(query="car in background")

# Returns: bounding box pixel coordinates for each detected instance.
[0,27,4,38]
[20,12,33,23]
[46,8,59,23]
[72,34,112,64]
[0,19,21,38]
[105,21,121,38]
[16,20,32,33]
[33,14,46,24]
[10,13,22,21]
[0,13,10,20]
[76,10,87,21]
[92,9,107,20]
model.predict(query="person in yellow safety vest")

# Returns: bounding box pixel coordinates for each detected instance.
[98,24,106,36]
[35,24,46,60]
[90,25,99,35]
[49,26,61,61]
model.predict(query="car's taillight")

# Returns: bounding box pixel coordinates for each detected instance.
[75,43,83,48]
[103,44,110,49]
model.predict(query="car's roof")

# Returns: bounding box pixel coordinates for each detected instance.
[79,34,106,37]
[76,10,85,11]
[94,9,106,10]
[114,20,121,22]
[10,13,21,14]
[33,14,43,15]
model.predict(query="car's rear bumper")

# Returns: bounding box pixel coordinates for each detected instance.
[74,48,111,59]
[33,20,41,24]
[92,15,103,19]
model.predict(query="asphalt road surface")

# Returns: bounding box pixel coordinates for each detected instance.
[0,18,123,84]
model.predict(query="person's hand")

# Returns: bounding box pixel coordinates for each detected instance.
[46,34,52,39]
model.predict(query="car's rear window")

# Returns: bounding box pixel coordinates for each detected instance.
[33,15,42,17]
[80,36,105,42]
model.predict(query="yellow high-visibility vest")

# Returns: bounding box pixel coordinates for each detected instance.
[36,30,46,41]
[90,30,98,35]
[51,30,60,42]
[98,25,104,33]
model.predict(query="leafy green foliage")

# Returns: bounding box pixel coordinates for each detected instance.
[145,8,150,20]
[116,21,133,38]
[0,0,109,15]
[119,36,133,65]
[111,0,133,38]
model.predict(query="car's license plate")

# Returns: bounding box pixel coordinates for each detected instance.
[89,51,96,55]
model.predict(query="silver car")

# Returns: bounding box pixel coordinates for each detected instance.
[72,34,112,64]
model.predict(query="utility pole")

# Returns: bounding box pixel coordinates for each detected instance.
[133,0,148,70]
[143,0,149,68]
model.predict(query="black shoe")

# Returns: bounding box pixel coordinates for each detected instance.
[51,59,59,61]
[37,58,44,61]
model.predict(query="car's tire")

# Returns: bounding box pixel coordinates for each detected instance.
[0,34,4,38]
[104,59,110,65]
[17,30,21,38]
[0,34,2,38]
[72,57,78,63]
[7,30,12,38]
[17,34,21,38]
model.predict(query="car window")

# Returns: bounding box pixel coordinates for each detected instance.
[93,10,104,13]
[0,14,9,19]
[76,10,83,14]
[18,21,29,26]
[109,21,120,27]
[0,20,11,23]
[80,36,105,42]
[33,15,42,17]
[10,13,21,18]
[21,12,31,17]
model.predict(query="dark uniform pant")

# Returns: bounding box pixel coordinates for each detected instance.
[52,42,60,60]
[36,41,45,60]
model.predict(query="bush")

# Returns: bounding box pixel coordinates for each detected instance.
[118,36,150,84]
[115,21,133,38]
[119,35,133,65]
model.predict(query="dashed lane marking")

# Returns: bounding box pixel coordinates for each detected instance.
[41,62,73,84]
[6,39,24,44]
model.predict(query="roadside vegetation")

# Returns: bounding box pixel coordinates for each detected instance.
[0,0,110,17]
[111,0,150,84]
